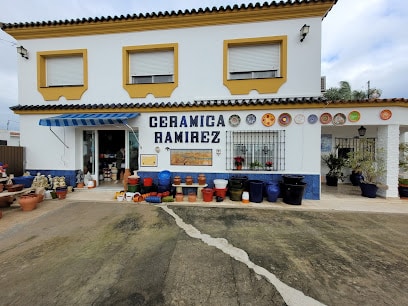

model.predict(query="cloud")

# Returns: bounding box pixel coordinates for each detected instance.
[322,0,408,98]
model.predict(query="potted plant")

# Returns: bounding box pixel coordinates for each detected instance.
[249,160,262,170]
[234,156,245,170]
[347,139,387,198]
[321,151,345,186]
[398,142,408,198]
[265,161,273,171]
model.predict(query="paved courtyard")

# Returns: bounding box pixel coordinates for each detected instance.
[0,197,407,305]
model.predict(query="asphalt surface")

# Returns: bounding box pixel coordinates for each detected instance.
[0,200,407,306]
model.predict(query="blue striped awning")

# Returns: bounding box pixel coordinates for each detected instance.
[39,113,139,126]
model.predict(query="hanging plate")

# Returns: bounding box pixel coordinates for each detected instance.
[380,109,392,120]
[348,110,360,122]
[228,114,241,127]
[278,113,292,126]
[246,114,256,125]
[308,114,318,124]
[333,113,346,126]
[262,113,275,127]
[294,114,305,124]
[320,112,332,124]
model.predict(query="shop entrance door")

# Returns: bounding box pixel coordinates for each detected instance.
[98,130,125,184]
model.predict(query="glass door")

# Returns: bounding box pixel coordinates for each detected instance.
[83,130,96,175]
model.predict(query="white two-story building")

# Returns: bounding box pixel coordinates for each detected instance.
[2,0,407,199]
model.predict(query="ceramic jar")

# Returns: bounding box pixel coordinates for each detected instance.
[173,176,181,185]
[188,192,197,202]
[265,181,280,202]
[175,193,184,202]
[198,174,206,185]
[18,194,38,211]
[185,176,193,185]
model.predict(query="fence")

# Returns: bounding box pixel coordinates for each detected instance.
[0,146,24,177]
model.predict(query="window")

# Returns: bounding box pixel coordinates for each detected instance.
[228,43,280,80]
[123,43,178,98]
[130,50,174,84]
[37,49,88,101]
[223,36,287,95]
[46,56,84,87]
[226,130,286,171]
[335,137,376,159]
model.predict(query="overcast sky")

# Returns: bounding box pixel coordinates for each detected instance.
[0,0,406,131]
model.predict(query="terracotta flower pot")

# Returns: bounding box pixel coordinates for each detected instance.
[18,194,38,211]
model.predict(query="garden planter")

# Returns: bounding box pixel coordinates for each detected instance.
[326,175,338,187]
[0,195,14,208]
[18,194,38,211]
[350,172,363,186]
[201,188,214,202]
[282,182,307,205]
[265,181,280,202]
[229,188,243,201]
[360,182,378,198]
[249,180,263,203]
[398,184,408,199]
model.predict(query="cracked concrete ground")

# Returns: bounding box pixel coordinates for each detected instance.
[0,196,407,305]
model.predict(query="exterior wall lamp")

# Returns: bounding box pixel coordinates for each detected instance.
[358,126,367,137]
[16,45,28,59]
[300,24,310,42]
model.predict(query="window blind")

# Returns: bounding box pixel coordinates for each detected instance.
[130,50,174,76]
[46,56,83,86]
[229,44,280,73]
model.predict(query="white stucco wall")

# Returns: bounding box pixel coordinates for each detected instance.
[17,17,322,106]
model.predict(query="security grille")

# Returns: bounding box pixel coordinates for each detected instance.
[335,137,376,159]
[226,130,285,170]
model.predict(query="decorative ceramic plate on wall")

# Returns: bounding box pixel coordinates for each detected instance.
[294,114,305,124]
[320,113,332,124]
[348,110,360,122]
[333,113,346,126]
[246,114,256,125]
[229,114,241,127]
[307,114,318,124]
[278,113,292,126]
[380,109,392,120]
[262,113,275,127]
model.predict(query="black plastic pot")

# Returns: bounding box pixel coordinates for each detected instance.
[326,175,338,186]
[282,175,305,185]
[398,184,408,198]
[282,182,307,205]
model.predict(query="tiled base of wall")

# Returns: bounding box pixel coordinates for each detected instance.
[138,171,320,200]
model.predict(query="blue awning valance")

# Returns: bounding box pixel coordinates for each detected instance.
[39,113,139,127]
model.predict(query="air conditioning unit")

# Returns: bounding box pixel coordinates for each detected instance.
[321,76,326,92]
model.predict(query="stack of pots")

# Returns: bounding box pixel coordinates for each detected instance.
[127,176,140,193]
[157,170,172,193]
[213,179,228,199]
[229,176,248,201]
[281,175,306,205]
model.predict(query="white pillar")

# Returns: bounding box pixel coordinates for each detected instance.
[377,125,399,198]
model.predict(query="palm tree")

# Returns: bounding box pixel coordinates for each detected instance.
[323,81,382,101]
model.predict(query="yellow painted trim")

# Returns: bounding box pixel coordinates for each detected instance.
[122,43,178,98]
[12,100,408,115]
[37,49,88,101]
[223,36,287,95]
[5,2,336,39]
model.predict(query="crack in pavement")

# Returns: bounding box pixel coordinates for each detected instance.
[161,205,326,306]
